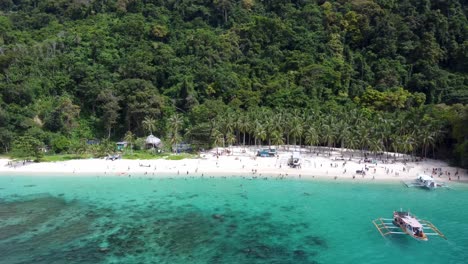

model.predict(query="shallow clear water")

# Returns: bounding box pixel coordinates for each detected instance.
[1,175,467,264]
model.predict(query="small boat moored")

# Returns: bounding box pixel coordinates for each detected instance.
[372,210,446,241]
[392,211,428,241]
[403,174,449,190]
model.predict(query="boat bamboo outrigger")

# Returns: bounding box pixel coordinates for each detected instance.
[402,174,450,190]
[372,211,446,241]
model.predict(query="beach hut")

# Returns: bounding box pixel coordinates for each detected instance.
[116,141,128,151]
[145,134,161,149]
[173,142,192,153]
[86,139,100,145]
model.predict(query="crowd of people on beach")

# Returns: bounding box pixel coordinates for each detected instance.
[429,167,461,181]
[6,160,30,168]
[2,147,466,183]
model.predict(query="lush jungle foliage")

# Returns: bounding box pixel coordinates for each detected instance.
[0,0,467,167]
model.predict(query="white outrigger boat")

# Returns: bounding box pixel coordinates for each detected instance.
[372,211,446,241]
[403,174,449,190]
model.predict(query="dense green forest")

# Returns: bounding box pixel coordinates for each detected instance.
[0,0,467,167]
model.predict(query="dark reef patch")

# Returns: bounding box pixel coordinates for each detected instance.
[0,194,105,264]
[0,191,328,264]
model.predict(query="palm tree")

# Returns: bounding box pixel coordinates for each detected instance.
[169,131,181,153]
[429,123,445,158]
[321,123,335,155]
[184,126,194,144]
[246,109,259,146]
[237,114,249,148]
[271,112,285,149]
[390,134,402,160]
[254,121,266,147]
[374,116,390,157]
[265,118,279,149]
[419,129,434,158]
[357,125,371,155]
[347,131,359,155]
[270,130,284,149]
[224,113,236,135]
[226,132,236,153]
[123,131,135,153]
[304,126,319,153]
[290,116,304,151]
[338,124,351,154]
[213,130,224,154]
[281,110,292,149]
[169,114,183,135]
[98,138,114,157]
[401,133,415,158]
[142,116,156,135]
[168,113,183,152]
[369,137,383,156]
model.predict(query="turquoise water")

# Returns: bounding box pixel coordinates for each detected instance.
[1,175,467,264]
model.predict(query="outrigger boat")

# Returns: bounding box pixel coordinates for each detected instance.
[372,210,446,241]
[403,174,449,190]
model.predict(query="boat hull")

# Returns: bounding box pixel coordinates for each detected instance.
[393,212,428,241]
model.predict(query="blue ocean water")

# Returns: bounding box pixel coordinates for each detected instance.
[0,175,467,264]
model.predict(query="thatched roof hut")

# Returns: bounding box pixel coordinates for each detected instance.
[145,134,161,148]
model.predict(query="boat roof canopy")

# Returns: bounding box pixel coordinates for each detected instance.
[418,174,434,181]
[402,216,423,228]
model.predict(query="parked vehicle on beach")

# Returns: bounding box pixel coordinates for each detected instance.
[106,154,121,161]
[288,152,301,168]
[257,148,276,157]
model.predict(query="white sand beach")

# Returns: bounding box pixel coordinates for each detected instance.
[0,146,466,183]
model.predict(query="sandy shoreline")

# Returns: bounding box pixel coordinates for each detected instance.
[1,147,466,184]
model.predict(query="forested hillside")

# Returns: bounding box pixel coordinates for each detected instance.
[0,0,467,167]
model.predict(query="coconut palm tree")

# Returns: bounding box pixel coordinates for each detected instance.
[169,131,181,153]
[168,113,183,152]
[247,109,259,146]
[357,125,371,155]
[226,132,236,153]
[369,137,383,156]
[338,124,351,154]
[213,130,224,154]
[390,134,402,160]
[264,119,273,148]
[346,131,359,155]
[254,121,266,147]
[419,129,434,158]
[281,110,292,149]
[270,130,284,149]
[123,130,135,153]
[321,123,335,155]
[305,126,319,153]
[290,116,304,151]
[429,122,445,158]
[236,114,249,148]
[171,114,184,131]
[374,116,390,156]
[222,111,236,136]
[401,133,415,158]
[271,112,286,149]
[142,116,156,135]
